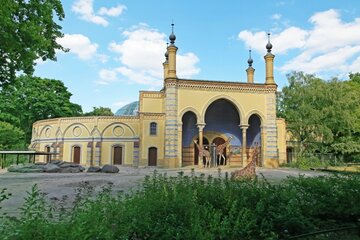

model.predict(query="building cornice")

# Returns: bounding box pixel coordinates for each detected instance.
[165,78,277,93]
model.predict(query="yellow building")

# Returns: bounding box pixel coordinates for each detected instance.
[31,31,286,168]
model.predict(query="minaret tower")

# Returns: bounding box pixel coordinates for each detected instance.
[163,43,169,79]
[246,49,255,83]
[167,23,178,79]
[264,33,276,85]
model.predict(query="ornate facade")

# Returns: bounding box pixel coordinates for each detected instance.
[31,31,287,168]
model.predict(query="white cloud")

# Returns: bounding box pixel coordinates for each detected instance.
[238,9,360,76]
[271,14,282,20]
[108,25,200,85]
[72,0,126,27]
[96,69,118,85]
[57,34,98,60]
[98,4,126,17]
[238,27,308,55]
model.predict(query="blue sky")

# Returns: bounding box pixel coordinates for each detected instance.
[34,0,360,113]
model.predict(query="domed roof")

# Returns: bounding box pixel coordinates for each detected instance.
[115,101,139,116]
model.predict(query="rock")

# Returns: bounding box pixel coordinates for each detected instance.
[59,162,80,168]
[50,160,62,165]
[87,166,101,173]
[43,163,60,173]
[101,165,119,173]
[59,167,81,173]
[7,164,44,173]
[34,162,47,165]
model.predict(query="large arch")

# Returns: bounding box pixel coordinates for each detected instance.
[200,95,244,124]
[204,98,242,145]
[203,98,242,166]
[178,107,201,124]
[247,114,262,166]
[181,111,198,166]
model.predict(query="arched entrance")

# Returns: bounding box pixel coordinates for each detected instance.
[181,111,198,166]
[148,147,157,166]
[72,146,80,164]
[204,99,242,165]
[247,114,262,166]
[113,146,123,165]
[194,137,209,165]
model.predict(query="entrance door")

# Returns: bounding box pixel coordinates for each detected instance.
[45,146,51,163]
[212,137,226,165]
[194,137,209,165]
[113,146,123,165]
[73,146,80,164]
[148,147,157,166]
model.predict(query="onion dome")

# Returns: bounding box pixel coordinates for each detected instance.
[266,33,273,53]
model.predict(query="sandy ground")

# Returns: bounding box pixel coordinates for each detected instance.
[0,167,328,216]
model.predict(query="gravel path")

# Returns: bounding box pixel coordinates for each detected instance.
[0,167,328,216]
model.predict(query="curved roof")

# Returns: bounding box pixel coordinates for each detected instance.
[115,101,139,116]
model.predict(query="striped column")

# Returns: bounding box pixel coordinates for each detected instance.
[264,93,278,165]
[164,85,178,167]
[133,141,139,167]
[94,142,102,166]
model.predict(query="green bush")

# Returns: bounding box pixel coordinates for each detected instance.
[0,172,359,239]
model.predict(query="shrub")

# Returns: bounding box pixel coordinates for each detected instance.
[0,172,359,239]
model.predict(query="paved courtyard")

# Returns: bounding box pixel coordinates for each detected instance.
[0,167,328,216]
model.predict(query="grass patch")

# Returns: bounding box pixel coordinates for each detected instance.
[0,171,359,239]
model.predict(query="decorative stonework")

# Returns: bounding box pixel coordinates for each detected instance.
[113,126,124,137]
[73,126,82,137]
[140,113,165,120]
[45,128,51,138]
[165,79,277,93]
[140,91,165,98]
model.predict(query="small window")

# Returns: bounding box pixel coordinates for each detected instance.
[150,122,157,135]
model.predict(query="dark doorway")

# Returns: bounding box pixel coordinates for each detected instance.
[212,137,226,165]
[45,146,51,163]
[148,147,157,166]
[194,137,209,165]
[113,146,123,165]
[73,146,80,164]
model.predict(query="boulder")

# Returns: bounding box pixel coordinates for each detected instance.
[87,166,101,173]
[101,165,119,173]
[58,162,79,168]
[43,163,60,173]
[7,164,44,173]
[59,167,81,173]
[50,160,62,165]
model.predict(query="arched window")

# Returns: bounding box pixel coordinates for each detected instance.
[150,122,157,135]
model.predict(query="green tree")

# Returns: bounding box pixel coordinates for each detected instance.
[0,121,24,150]
[84,107,114,116]
[0,75,82,144]
[0,0,66,84]
[278,72,360,160]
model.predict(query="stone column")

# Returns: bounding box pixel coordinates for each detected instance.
[177,123,183,167]
[240,125,249,166]
[197,123,205,165]
[197,123,205,147]
[260,125,266,167]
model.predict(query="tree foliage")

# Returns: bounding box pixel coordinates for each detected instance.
[278,72,360,161]
[0,121,24,150]
[0,75,82,146]
[0,0,66,84]
[84,107,114,116]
